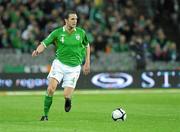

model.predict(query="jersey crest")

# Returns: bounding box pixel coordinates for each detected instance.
[75,34,80,40]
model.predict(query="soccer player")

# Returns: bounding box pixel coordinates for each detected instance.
[32,11,90,121]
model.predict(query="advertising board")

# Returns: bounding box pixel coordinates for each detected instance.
[0,70,179,90]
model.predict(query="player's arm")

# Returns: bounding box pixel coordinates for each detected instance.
[82,31,91,75]
[32,43,46,57]
[83,44,90,75]
[32,29,58,57]
[85,44,90,64]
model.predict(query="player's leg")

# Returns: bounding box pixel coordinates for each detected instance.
[40,78,58,121]
[62,65,81,112]
[41,59,63,121]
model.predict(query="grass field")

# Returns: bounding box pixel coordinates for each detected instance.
[0,89,180,132]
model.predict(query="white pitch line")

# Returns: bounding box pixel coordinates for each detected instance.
[0,89,180,96]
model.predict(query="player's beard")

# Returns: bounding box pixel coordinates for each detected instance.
[67,24,76,31]
[70,23,76,29]
[65,20,77,32]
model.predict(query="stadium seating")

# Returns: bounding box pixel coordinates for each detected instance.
[0,0,179,73]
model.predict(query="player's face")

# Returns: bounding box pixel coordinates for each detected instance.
[66,14,78,29]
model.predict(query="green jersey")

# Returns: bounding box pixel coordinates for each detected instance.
[42,26,89,67]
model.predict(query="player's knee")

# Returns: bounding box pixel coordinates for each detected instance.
[47,85,56,96]
[47,79,58,96]
[47,88,55,96]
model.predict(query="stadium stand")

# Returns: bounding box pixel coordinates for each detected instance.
[0,0,180,73]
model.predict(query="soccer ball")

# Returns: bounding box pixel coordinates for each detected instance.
[112,108,127,121]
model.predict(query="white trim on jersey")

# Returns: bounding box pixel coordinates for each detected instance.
[41,42,47,48]
[86,43,90,47]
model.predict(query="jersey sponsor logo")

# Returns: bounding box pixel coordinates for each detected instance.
[91,73,133,88]
[75,34,80,40]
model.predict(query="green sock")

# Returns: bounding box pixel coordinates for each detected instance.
[44,95,53,116]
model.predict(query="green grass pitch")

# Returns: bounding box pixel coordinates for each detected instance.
[0,89,180,132]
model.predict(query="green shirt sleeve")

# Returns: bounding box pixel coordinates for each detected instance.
[82,31,89,47]
[42,29,58,47]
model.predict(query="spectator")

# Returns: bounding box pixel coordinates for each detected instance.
[130,35,146,70]
[150,29,177,61]
[0,0,178,63]
[113,34,129,52]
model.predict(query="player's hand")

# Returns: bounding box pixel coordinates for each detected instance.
[83,62,90,75]
[32,50,39,57]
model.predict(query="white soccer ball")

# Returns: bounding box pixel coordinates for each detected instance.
[112,108,127,121]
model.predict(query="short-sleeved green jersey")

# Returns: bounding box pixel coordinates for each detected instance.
[42,26,89,67]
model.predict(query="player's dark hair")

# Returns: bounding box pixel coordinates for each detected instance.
[64,10,77,19]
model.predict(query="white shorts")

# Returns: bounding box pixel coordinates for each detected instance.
[47,59,81,88]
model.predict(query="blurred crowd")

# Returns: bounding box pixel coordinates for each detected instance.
[0,0,179,62]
